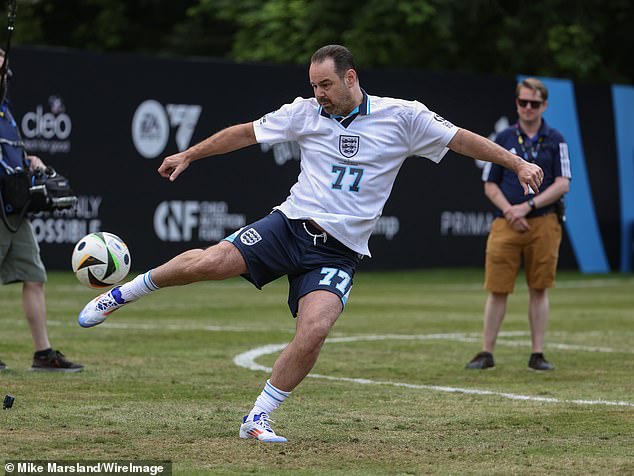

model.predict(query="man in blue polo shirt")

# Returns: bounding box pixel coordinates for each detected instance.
[466,77,571,372]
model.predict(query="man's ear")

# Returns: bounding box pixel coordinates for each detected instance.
[345,69,356,86]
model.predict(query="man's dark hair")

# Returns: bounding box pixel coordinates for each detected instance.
[310,45,355,78]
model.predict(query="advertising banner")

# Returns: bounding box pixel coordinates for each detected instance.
[8,47,627,272]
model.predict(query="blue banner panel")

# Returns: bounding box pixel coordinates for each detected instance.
[612,85,634,272]
[526,76,609,273]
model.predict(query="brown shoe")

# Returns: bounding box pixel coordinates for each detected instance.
[30,349,84,373]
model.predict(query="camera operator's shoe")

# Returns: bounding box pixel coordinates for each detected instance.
[78,286,126,328]
[528,352,554,371]
[0,360,6,371]
[465,351,495,370]
[30,349,83,372]
[240,412,287,443]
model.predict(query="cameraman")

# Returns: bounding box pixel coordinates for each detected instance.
[0,48,82,372]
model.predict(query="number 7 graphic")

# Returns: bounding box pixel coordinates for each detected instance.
[331,165,364,192]
[319,267,351,293]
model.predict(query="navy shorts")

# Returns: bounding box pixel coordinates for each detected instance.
[224,210,361,317]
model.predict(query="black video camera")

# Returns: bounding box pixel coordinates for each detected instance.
[1,166,77,230]
[28,166,78,212]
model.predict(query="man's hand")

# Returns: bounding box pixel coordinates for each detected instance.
[503,204,531,233]
[517,161,544,195]
[27,155,46,172]
[158,152,190,182]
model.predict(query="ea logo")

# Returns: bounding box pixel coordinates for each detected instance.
[131,100,202,159]
[131,100,170,159]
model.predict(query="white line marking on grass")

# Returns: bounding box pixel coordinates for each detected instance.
[39,320,626,353]
[34,317,634,404]
[42,320,296,334]
[555,278,634,288]
[337,332,616,353]
[40,318,624,352]
[102,322,265,333]
[233,334,634,407]
[37,317,631,403]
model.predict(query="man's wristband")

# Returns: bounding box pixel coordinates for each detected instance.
[528,198,537,211]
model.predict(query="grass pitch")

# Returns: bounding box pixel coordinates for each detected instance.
[1,269,633,475]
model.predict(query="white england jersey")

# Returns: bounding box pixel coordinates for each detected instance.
[253,92,458,256]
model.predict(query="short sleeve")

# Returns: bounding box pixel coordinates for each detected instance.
[408,102,458,162]
[483,162,503,183]
[253,99,300,145]
[551,131,572,179]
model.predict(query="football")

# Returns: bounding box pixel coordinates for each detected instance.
[71,232,131,288]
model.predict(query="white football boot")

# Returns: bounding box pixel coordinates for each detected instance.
[78,286,126,328]
[239,412,287,443]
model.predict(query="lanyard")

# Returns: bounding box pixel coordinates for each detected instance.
[515,126,543,163]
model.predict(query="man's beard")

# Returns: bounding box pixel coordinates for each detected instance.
[320,98,353,116]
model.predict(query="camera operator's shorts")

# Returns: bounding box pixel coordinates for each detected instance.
[224,210,361,317]
[485,213,561,294]
[0,219,47,284]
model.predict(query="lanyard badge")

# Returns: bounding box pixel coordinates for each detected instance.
[515,127,543,163]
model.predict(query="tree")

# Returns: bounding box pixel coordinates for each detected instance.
[182,0,633,83]
[7,0,633,84]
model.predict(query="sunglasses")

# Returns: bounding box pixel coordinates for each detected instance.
[517,98,543,108]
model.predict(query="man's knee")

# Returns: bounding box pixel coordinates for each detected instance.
[23,281,45,294]
[295,291,342,344]
[190,241,247,279]
[299,316,333,342]
[490,291,508,300]
[529,287,547,298]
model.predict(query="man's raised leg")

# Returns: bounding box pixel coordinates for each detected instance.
[78,241,247,327]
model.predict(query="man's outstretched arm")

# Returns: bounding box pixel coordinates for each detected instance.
[158,122,257,182]
[448,128,544,194]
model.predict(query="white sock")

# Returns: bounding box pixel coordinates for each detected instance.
[249,380,290,417]
[119,271,159,302]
